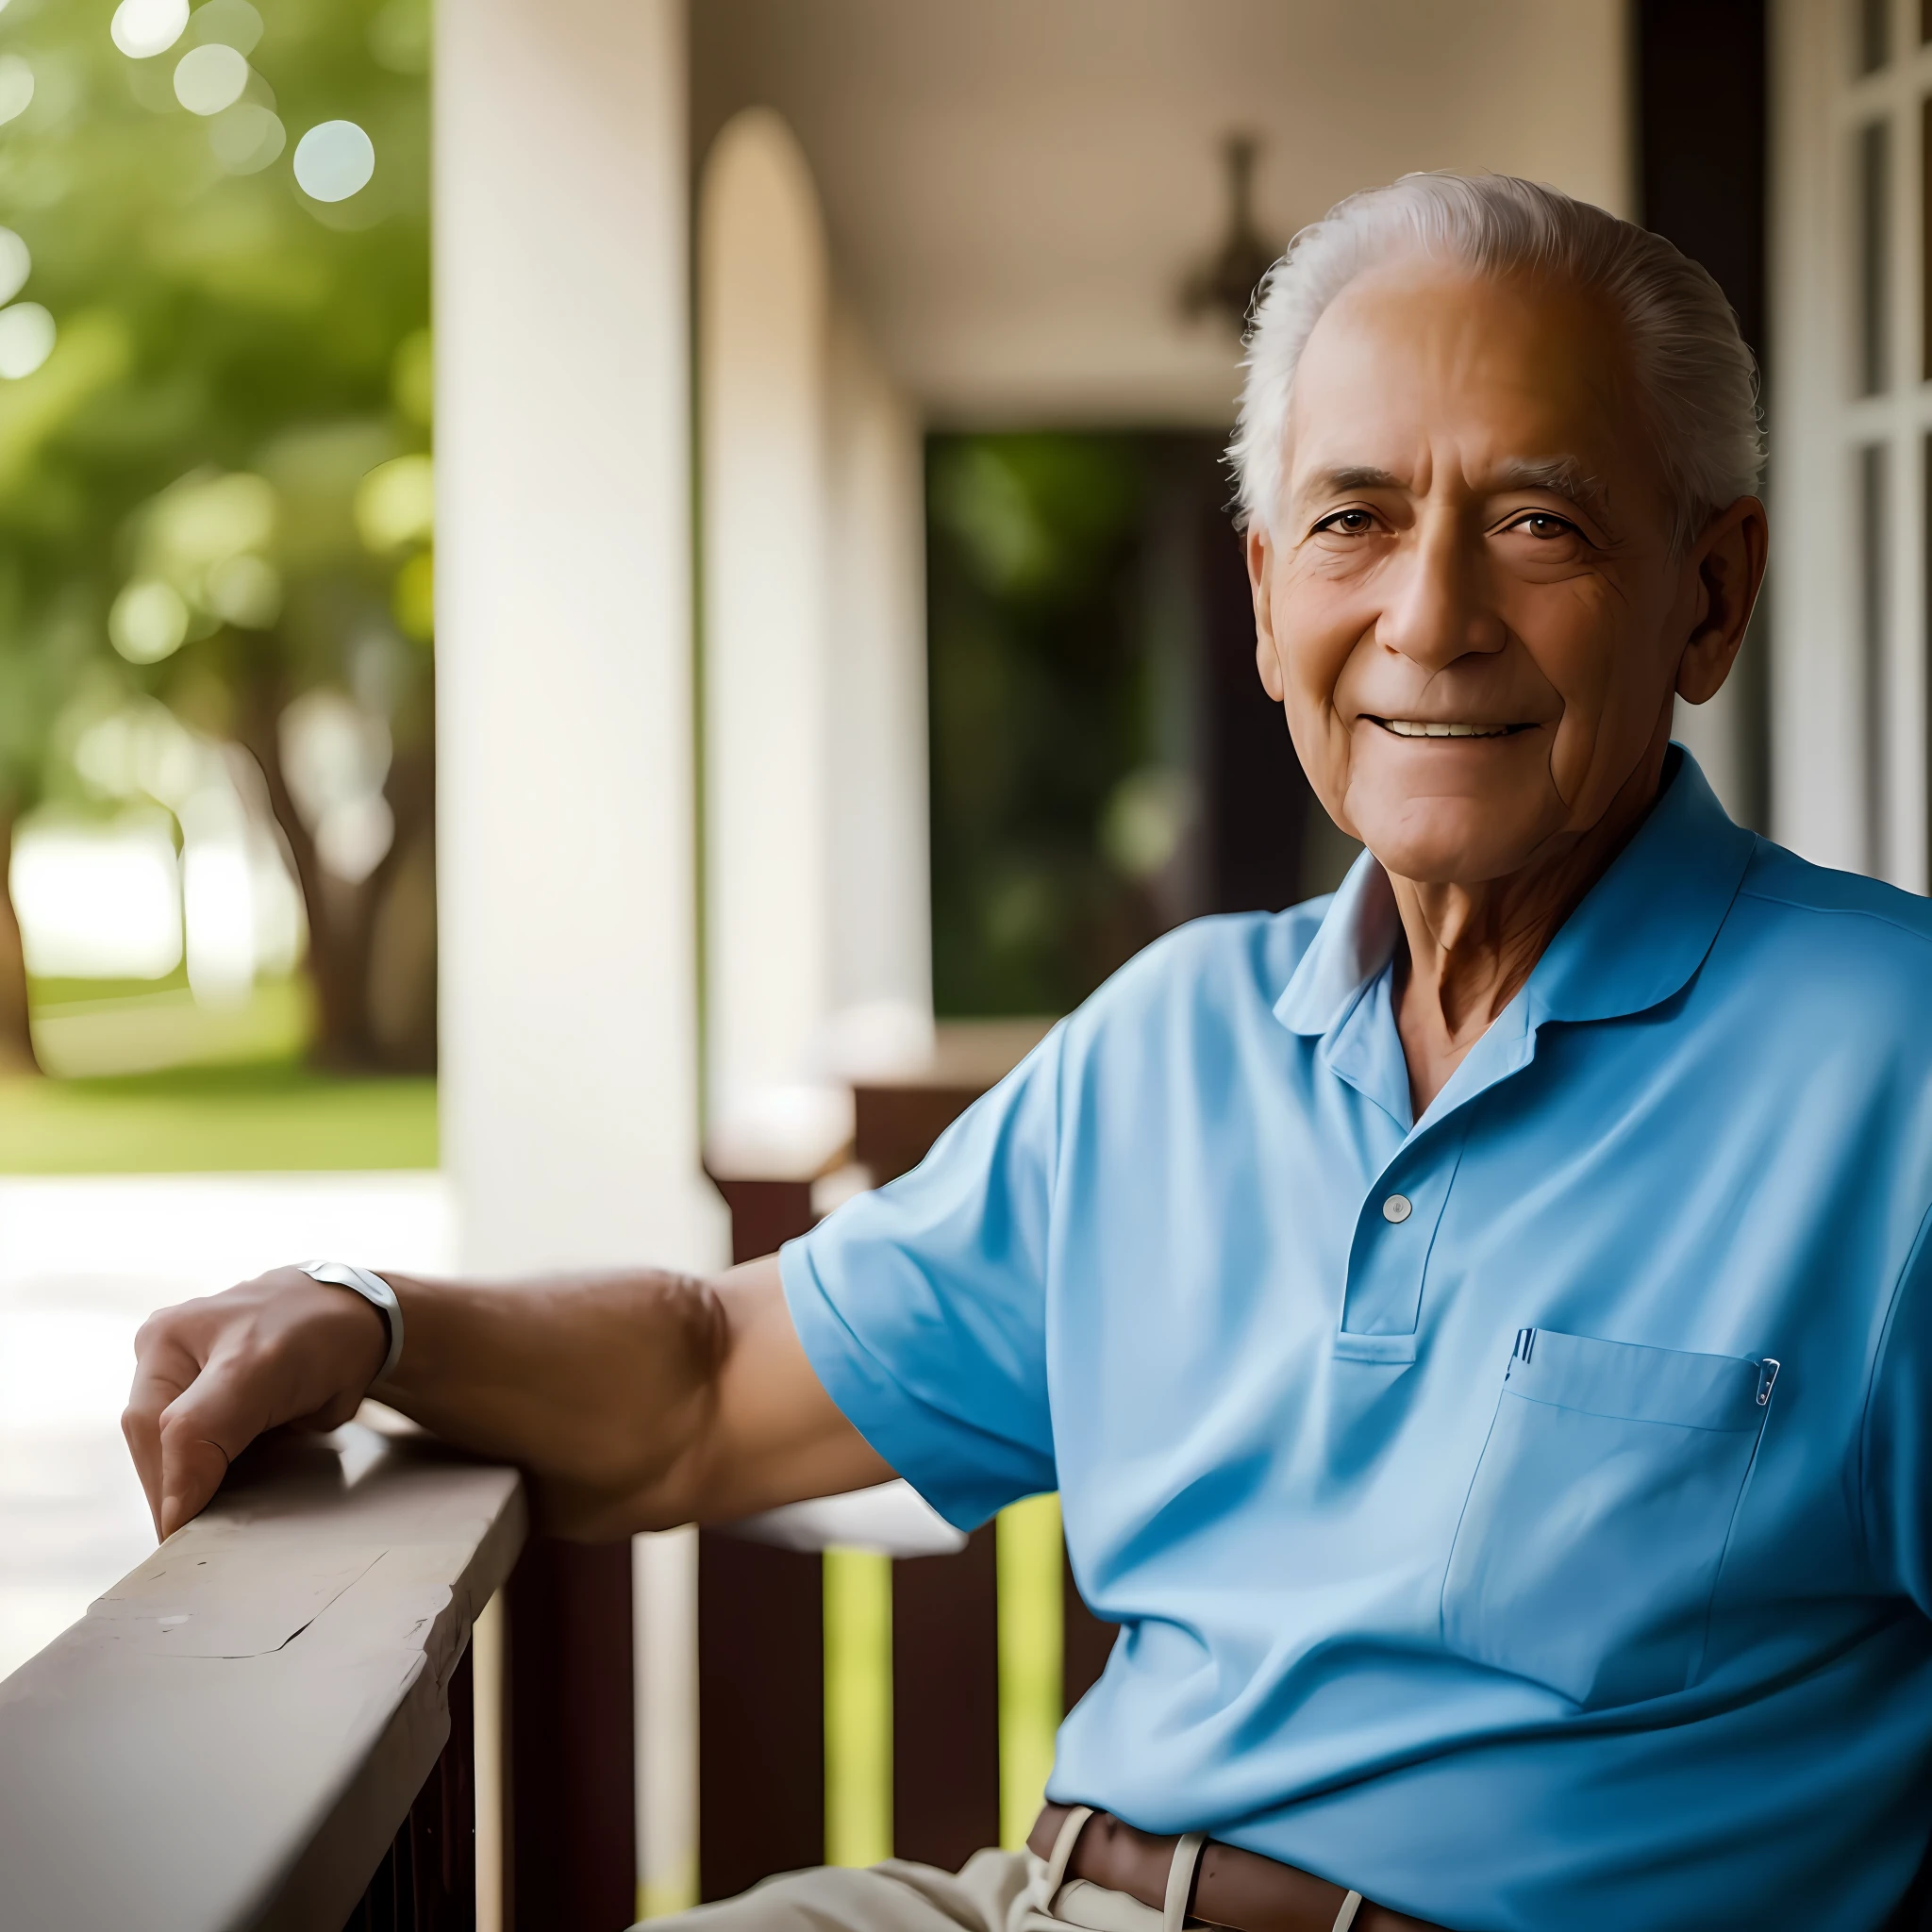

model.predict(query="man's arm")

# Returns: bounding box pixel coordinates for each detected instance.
[122,1255,893,1543]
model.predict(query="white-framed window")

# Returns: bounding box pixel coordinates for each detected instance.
[1773,0,1932,888]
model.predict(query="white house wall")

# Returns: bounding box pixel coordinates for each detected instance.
[1771,0,1930,885]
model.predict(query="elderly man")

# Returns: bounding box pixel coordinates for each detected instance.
[126,174,1932,1932]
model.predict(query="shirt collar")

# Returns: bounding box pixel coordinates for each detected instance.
[1274,746,1757,1041]
[1274,837,1402,1038]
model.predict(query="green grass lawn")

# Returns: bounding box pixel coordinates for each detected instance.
[6,972,438,1172]
[0,1063,438,1172]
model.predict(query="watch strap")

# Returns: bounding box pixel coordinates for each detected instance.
[299,1260,405,1383]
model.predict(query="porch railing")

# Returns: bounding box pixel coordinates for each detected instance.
[0,1419,524,1932]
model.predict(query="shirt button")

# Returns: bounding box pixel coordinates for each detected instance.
[1382,1193,1413,1224]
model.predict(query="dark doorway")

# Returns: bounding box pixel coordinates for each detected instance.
[1637,0,1770,832]
[924,430,1336,1019]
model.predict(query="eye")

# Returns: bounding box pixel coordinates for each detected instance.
[1507,511,1578,541]
[1315,508,1378,536]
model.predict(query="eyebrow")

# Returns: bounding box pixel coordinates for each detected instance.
[1300,458,1616,529]
[1307,466,1404,494]
[1490,457,1614,526]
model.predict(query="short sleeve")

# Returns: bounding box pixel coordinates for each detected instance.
[1861,1201,1932,1613]
[781,1026,1065,1530]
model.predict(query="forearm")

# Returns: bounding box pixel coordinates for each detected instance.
[125,1251,890,1544]
[375,1266,728,1539]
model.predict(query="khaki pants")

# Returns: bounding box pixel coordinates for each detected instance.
[641,1842,1190,1932]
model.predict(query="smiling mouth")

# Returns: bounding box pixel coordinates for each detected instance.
[1369,718,1536,740]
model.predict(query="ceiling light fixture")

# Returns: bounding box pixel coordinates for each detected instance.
[1180,134,1283,338]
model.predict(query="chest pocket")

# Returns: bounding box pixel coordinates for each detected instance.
[1440,1327,1776,1710]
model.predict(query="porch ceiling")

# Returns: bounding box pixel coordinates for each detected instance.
[691,0,1630,428]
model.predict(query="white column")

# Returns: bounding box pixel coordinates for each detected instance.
[699,108,841,1158]
[437,0,721,1275]
[436,5,720,1923]
[824,308,934,1068]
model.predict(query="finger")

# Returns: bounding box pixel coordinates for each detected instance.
[122,1391,170,1538]
[124,1331,205,1539]
[155,1356,278,1541]
[156,1424,231,1542]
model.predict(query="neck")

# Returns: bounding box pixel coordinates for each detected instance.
[1388,726,1673,1118]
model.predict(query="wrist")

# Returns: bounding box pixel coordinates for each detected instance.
[299,1261,405,1383]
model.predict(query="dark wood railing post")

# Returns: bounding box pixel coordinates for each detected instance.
[698,1174,828,1901]
[506,1538,638,1932]
[342,1648,477,1932]
[891,1526,1001,1869]
[696,1529,826,1899]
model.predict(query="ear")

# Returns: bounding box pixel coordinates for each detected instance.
[1247,524,1286,703]
[1675,495,1769,707]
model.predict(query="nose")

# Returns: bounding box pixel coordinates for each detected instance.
[1374,508,1505,672]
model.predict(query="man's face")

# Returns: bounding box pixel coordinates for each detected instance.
[1247,262,1713,887]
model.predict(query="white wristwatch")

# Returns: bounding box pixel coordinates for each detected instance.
[299,1260,405,1383]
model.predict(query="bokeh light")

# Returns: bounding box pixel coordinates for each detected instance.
[73,702,202,808]
[0,302,55,380]
[107,469,284,656]
[1100,766,1196,881]
[0,56,33,127]
[0,229,30,308]
[366,0,431,76]
[10,820,183,980]
[208,102,284,174]
[279,691,394,885]
[173,42,247,117]
[143,470,276,585]
[191,0,262,57]
[204,553,281,628]
[354,454,433,553]
[108,0,188,60]
[292,120,375,203]
[108,580,190,664]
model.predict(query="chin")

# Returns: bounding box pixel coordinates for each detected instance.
[1351,795,1547,887]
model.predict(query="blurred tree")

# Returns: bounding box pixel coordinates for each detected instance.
[0,0,433,1070]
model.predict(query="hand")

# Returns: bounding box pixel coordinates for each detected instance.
[123,1266,391,1541]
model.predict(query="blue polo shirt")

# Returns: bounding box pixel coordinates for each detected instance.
[782,750,1932,1932]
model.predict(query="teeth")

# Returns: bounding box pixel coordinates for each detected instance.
[1381,719,1515,739]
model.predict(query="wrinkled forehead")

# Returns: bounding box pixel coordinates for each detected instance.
[1282,260,1655,507]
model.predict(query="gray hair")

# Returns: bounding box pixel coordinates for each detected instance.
[1228,173,1764,549]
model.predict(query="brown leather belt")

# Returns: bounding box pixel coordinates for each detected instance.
[1028,1804,1447,1932]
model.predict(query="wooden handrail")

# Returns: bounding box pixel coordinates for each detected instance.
[0,1418,525,1932]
